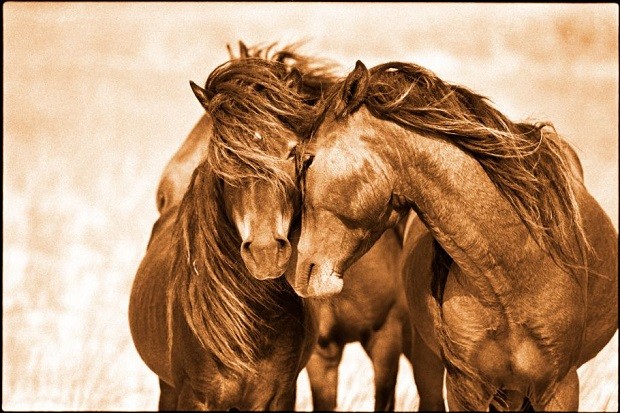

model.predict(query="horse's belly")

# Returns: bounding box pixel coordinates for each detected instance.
[128,257,173,384]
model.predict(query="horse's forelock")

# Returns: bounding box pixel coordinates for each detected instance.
[203,58,316,193]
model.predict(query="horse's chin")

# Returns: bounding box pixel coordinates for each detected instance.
[295,268,343,298]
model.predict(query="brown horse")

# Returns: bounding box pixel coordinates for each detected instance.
[147,43,415,411]
[129,50,328,410]
[294,60,618,410]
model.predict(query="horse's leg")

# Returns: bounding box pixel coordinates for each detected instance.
[531,369,579,411]
[305,340,344,411]
[158,378,179,411]
[362,312,403,411]
[411,326,446,411]
[175,381,208,410]
[445,372,493,412]
[267,384,297,411]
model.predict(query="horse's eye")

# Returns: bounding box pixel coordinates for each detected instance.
[303,154,315,168]
[287,145,298,160]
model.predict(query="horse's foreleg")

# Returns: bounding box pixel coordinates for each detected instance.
[175,380,209,410]
[267,383,297,411]
[306,340,344,411]
[445,371,493,412]
[531,369,579,411]
[412,326,446,411]
[363,312,403,411]
[158,378,179,411]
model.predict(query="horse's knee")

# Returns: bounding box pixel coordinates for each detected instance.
[158,379,179,411]
[531,369,579,411]
[314,336,344,365]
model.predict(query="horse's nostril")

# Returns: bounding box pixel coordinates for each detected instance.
[241,241,252,252]
[156,192,166,212]
[276,238,288,250]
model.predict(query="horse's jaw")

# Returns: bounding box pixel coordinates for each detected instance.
[293,259,343,298]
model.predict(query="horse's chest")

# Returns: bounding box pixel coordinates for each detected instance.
[441,276,553,388]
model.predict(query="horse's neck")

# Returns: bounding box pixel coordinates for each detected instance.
[385,124,542,300]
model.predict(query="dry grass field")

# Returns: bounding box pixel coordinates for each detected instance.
[3,3,618,411]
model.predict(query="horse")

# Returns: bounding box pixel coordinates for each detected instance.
[129,48,329,410]
[293,60,618,411]
[146,42,416,411]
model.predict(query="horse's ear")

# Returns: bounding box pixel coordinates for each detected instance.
[338,60,369,116]
[285,67,303,92]
[190,81,209,110]
[226,43,236,60]
[239,41,249,59]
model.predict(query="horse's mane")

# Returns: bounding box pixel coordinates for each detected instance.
[319,61,590,281]
[167,43,336,376]
[168,163,300,376]
[201,44,339,195]
[230,41,340,105]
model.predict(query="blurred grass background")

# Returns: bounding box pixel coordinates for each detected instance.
[3,3,617,411]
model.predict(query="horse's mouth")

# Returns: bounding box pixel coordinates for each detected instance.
[295,262,344,298]
[294,262,313,291]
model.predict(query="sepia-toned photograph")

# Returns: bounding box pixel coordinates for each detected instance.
[3,2,618,411]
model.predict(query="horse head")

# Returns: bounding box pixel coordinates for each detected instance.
[295,61,406,297]
[157,42,337,281]
[189,56,316,280]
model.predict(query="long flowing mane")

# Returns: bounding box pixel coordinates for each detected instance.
[169,162,297,375]
[318,61,590,280]
[231,41,340,105]
[202,45,338,195]
[168,44,337,375]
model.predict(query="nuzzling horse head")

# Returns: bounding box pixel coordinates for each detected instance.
[189,54,335,280]
[295,59,590,300]
[155,42,337,280]
[295,62,407,297]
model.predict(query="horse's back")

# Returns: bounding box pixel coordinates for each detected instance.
[577,183,618,365]
[129,207,178,384]
[158,115,211,215]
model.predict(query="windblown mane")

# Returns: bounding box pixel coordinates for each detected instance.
[318,61,590,280]
[167,44,337,375]
[231,41,340,105]
[168,162,299,375]
[200,46,338,195]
